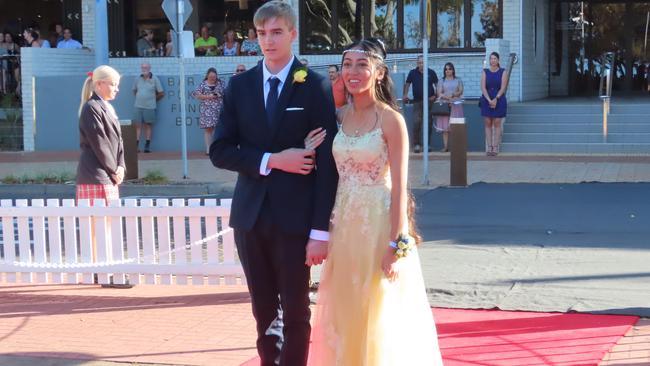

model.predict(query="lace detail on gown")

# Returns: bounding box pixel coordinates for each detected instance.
[310,124,444,366]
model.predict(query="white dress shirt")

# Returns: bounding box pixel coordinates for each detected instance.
[258,56,329,241]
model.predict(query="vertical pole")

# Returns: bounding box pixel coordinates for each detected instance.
[95,0,109,66]
[421,0,430,186]
[177,0,189,179]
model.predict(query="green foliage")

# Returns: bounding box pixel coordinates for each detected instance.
[1,172,75,184]
[141,169,168,185]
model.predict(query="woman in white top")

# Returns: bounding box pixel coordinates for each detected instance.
[435,62,464,152]
[221,30,239,56]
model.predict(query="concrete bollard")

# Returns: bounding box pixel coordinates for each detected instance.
[450,117,467,187]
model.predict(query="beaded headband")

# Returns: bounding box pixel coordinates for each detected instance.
[342,49,384,61]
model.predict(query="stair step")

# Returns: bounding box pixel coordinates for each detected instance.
[506,114,650,124]
[500,142,650,154]
[502,133,650,143]
[506,123,650,133]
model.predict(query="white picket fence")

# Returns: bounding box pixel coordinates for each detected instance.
[0,198,244,286]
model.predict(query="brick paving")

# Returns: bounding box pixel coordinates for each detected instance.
[0,283,647,366]
[0,283,257,366]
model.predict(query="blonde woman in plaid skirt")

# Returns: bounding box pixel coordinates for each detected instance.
[76,65,125,203]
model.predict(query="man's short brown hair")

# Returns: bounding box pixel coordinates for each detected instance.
[253,1,297,30]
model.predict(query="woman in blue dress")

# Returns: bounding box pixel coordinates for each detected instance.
[480,52,508,156]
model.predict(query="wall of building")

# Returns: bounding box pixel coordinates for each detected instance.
[20,48,95,151]
[500,0,522,102]
[81,0,95,49]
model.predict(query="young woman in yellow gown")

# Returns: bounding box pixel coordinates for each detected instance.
[308,38,444,366]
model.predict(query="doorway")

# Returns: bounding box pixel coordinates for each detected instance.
[551,1,650,96]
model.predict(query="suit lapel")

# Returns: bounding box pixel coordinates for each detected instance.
[269,58,302,141]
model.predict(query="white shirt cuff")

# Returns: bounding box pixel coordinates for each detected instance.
[260,152,272,176]
[309,229,329,241]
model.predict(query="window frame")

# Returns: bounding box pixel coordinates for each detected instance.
[299,0,503,55]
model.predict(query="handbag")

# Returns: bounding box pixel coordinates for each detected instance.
[430,100,451,116]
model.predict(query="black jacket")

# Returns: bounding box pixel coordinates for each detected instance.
[210,58,338,234]
[76,93,125,185]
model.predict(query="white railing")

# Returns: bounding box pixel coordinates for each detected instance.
[0,198,244,286]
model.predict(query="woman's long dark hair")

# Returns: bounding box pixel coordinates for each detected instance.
[443,62,456,79]
[341,38,398,111]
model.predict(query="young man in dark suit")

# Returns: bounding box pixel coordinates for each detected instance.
[209,2,338,365]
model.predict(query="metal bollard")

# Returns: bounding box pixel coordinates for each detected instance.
[449,117,467,187]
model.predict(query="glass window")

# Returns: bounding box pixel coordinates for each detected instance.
[337,0,363,48]
[471,0,501,48]
[372,0,399,49]
[403,0,422,49]
[304,0,334,52]
[437,0,465,48]
[299,0,502,54]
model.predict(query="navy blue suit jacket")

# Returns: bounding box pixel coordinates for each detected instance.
[210,58,338,235]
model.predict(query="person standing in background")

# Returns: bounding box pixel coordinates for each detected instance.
[240,27,261,56]
[192,67,225,155]
[403,55,438,153]
[435,62,464,152]
[194,26,218,56]
[480,52,508,156]
[57,28,82,49]
[328,64,346,109]
[132,63,164,153]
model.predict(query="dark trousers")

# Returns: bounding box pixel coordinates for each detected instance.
[234,199,311,366]
[412,100,434,147]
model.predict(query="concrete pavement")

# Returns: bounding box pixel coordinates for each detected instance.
[0,152,649,190]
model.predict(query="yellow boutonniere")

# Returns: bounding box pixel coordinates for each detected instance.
[293,67,308,84]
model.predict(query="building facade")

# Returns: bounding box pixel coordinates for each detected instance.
[8,0,650,151]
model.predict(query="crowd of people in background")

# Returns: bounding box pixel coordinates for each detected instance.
[138,24,261,58]
[0,23,83,97]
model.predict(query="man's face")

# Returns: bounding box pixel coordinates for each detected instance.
[416,58,423,71]
[55,25,63,34]
[328,67,339,81]
[235,65,246,74]
[201,27,209,39]
[63,29,72,40]
[141,64,151,75]
[256,17,296,64]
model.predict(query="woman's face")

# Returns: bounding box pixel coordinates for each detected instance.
[445,65,454,78]
[341,49,378,96]
[95,78,120,101]
[207,72,217,83]
[4,33,10,43]
[248,28,256,40]
[490,55,499,67]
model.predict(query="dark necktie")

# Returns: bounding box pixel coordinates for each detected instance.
[266,77,281,127]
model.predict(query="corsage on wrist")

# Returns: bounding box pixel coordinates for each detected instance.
[389,233,414,259]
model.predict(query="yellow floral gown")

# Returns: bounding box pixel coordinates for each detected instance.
[310,126,444,366]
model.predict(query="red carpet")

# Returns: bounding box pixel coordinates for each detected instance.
[242,308,637,366]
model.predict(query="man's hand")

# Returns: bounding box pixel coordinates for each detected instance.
[305,238,328,266]
[268,148,315,175]
[402,96,410,104]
